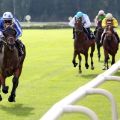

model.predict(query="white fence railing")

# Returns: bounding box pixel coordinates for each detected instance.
[40,60,120,120]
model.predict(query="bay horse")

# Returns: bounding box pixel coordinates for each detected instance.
[95,21,103,61]
[72,17,95,73]
[103,25,119,70]
[0,26,26,102]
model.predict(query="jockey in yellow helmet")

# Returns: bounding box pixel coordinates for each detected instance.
[100,13,119,44]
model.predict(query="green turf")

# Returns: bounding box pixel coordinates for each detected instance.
[0,29,120,120]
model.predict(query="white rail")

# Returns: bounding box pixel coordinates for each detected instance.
[63,105,99,120]
[40,60,120,120]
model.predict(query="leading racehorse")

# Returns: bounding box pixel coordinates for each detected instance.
[0,26,26,102]
[72,17,95,73]
[103,25,119,70]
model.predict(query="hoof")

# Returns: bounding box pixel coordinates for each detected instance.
[85,65,89,69]
[0,95,2,101]
[8,95,15,102]
[73,63,78,67]
[2,86,9,94]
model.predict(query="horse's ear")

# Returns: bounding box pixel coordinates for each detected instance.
[75,17,77,22]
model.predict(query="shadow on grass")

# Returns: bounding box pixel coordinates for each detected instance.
[0,103,34,116]
[80,73,99,79]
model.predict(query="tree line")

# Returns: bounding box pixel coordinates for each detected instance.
[0,0,119,22]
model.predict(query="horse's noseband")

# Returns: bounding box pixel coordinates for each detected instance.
[75,20,83,33]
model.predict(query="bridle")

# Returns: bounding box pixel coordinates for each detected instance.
[3,27,16,51]
[74,17,84,33]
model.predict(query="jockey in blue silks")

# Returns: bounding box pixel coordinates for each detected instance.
[0,12,23,55]
[69,11,95,40]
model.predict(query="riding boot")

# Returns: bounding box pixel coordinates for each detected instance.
[100,33,106,44]
[94,27,98,36]
[15,40,24,56]
[83,27,90,39]
[86,28,95,39]
[73,28,75,39]
[114,32,120,43]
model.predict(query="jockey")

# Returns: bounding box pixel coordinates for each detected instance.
[100,13,119,44]
[69,11,95,40]
[94,10,105,35]
[0,12,23,55]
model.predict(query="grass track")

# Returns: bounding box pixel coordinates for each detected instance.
[0,29,120,120]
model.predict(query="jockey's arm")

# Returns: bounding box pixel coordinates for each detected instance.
[68,17,75,27]
[13,18,22,38]
[113,18,118,28]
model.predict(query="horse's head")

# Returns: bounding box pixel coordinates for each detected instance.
[3,26,16,51]
[74,17,83,33]
[105,25,114,40]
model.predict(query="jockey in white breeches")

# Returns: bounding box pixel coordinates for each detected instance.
[69,11,95,40]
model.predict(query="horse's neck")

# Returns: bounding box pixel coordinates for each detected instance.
[4,46,18,59]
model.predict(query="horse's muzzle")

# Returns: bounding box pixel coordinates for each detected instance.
[8,44,15,51]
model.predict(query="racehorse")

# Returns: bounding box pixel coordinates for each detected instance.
[72,17,95,73]
[95,21,103,61]
[0,26,26,102]
[103,25,119,70]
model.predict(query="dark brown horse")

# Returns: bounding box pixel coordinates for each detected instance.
[72,18,95,73]
[103,25,119,70]
[95,21,103,61]
[0,26,26,102]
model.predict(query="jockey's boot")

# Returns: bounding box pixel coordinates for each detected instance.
[100,33,106,45]
[15,40,24,56]
[114,32,120,43]
[83,27,90,39]
[73,28,75,39]
[86,28,95,39]
[94,27,98,36]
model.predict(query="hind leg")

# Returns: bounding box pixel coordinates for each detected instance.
[8,68,21,102]
[111,54,115,65]
[90,44,95,70]
[97,44,101,61]
[72,51,78,67]
[78,54,82,73]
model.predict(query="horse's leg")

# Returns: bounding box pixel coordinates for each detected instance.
[111,54,115,65]
[78,54,82,73]
[90,44,95,70]
[0,80,2,101]
[0,76,9,94]
[103,50,109,70]
[72,50,78,67]
[97,44,101,61]
[85,52,89,69]
[8,68,22,102]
